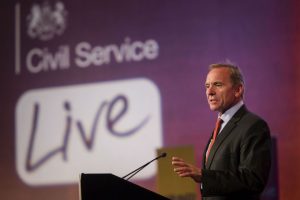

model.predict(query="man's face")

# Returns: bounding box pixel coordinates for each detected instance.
[205,67,243,113]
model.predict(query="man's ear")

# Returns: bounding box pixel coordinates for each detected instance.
[234,84,244,98]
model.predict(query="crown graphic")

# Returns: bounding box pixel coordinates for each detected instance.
[27,1,68,41]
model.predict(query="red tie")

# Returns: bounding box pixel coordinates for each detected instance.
[206,118,223,163]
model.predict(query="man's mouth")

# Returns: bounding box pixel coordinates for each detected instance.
[209,99,218,103]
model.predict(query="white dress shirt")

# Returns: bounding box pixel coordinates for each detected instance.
[218,100,244,134]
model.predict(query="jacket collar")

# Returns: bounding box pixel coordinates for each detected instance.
[204,105,247,168]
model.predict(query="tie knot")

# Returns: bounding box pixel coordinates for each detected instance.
[213,118,223,138]
[216,118,223,125]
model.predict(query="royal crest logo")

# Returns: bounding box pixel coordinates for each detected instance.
[27,1,67,41]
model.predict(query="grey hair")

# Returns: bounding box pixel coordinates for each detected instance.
[208,61,245,87]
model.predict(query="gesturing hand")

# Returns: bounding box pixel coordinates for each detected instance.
[171,156,202,183]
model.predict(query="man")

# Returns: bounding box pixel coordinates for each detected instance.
[172,63,271,200]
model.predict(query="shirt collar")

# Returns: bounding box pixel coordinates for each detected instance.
[219,100,244,125]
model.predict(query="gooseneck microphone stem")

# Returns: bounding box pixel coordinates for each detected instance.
[122,152,167,181]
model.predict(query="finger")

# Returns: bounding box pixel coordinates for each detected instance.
[174,167,193,177]
[172,157,184,162]
[173,166,188,172]
[171,157,187,167]
[178,171,193,177]
[171,161,184,166]
[172,161,187,167]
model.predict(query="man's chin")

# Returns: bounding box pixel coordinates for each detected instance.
[209,106,219,112]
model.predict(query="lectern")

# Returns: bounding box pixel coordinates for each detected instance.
[80,173,170,200]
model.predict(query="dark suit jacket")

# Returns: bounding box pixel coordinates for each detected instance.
[201,105,271,200]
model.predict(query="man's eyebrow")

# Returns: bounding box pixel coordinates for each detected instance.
[205,81,223,84]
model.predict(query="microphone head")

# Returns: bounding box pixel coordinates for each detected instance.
[161,152,167,158]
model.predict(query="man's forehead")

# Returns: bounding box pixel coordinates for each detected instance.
[206,68,231,81]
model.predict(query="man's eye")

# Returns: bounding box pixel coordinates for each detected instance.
[214,83,223,87]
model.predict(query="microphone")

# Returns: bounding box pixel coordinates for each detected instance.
[122,152,167,180]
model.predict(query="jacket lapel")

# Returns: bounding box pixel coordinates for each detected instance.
[205,105,247,168]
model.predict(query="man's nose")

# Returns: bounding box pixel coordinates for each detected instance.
[206,86,215,95]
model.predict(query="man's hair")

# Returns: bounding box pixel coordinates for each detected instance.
[208,62,245,87]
